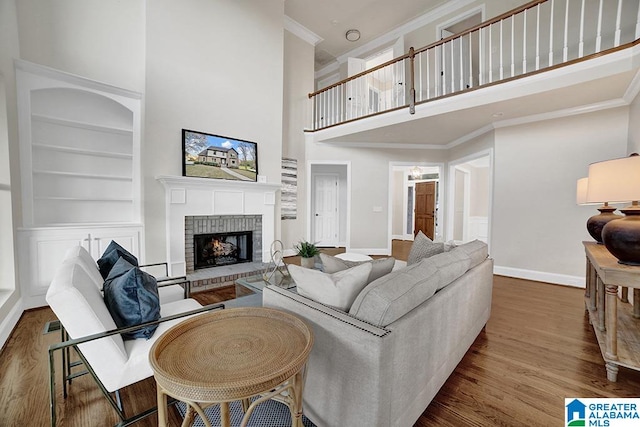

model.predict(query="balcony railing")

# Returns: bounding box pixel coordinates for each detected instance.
[308,0,640,131]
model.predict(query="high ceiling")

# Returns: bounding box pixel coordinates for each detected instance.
[284,0,451,70]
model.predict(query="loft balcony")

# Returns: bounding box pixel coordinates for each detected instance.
[306,0,640,148]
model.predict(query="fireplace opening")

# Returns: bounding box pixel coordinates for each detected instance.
[193,231,253,269]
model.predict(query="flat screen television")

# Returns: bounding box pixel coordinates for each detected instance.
[182,129,258,182]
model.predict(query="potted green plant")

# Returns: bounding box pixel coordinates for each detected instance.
[294,240,319,268]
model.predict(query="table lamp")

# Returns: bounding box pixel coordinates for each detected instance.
[577,177,619,243]
[587,154,640,265]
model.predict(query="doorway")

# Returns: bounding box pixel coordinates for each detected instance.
[389,163,443,243]
[308,163,350,247]
[447,151,492,246]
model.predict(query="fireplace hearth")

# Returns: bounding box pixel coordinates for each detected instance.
[193,231,252,269]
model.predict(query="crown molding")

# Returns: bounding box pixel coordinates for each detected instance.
[284,15,323,46]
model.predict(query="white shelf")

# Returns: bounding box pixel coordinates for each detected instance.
[34,196,133,202]
[32,143,133,159]
[31,113,133,135]
[32,170,132,181]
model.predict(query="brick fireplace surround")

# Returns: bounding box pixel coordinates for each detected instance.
[157,175,280,291]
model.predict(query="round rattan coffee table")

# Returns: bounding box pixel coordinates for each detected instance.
[149,307,314,427]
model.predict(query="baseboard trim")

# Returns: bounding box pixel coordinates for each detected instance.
[347,248,391,256]
[0,297,24,351]
[494,265,585,288]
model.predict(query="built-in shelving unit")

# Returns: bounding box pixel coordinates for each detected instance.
[15,60,144,308]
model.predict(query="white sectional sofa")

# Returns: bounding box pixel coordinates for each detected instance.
[263,240,493,427]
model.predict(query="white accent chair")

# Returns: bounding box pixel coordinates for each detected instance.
[46,246,223,426]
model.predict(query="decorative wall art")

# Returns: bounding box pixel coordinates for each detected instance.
[281,158,298,220]
[182,129,258,181]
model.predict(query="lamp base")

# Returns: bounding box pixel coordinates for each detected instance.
[587,206,620,244]
[602,206,640,266]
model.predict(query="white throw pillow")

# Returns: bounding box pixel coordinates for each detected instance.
[289,263,373,311]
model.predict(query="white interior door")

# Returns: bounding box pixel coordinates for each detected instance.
[313,174,339,246]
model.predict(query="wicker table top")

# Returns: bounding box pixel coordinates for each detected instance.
[149,307,314,403]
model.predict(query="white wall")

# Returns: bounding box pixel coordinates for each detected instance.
[15,0,145,92]
[391,170,404,237]
[628,93,640,154]
[0,0,21,347]
[492,107,629,285]
[305,143,447,251]
[143,0,285,263]
[282,30,315,250]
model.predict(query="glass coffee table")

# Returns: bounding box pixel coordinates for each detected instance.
[235,269,296,295]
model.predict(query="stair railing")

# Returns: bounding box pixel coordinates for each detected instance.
[307,0,640,132]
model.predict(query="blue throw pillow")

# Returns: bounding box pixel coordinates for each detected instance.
[103,257,160,340]
[97,240,139,280]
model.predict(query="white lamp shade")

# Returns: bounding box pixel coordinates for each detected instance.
[586,155,640,203]
[576,177,589,205]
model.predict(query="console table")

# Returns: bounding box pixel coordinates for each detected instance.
[583,241,640,381]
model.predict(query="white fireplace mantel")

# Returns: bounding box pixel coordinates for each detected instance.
[156,175,280,276]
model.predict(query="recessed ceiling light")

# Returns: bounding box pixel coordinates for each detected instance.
[331,20,339,26]
[492,112,504,118]
[346,29,361,42]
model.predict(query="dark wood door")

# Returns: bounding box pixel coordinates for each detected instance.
[414,181,436,239]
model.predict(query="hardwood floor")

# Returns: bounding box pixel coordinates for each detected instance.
[2,242,639,426]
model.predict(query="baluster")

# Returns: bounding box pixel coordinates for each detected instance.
[329,89,333,125]
[563,0,570,62]
[636,0,640,39]
[523,9,528,74]
[499,19,504,80]
[459,36,464,90]
[595,0,603,53]
[426,50,431,99]
[614,0,623,47]
[468,33,473,88]
[579,0,585,58]
[440,44,445,96]
[450,39,455,93]
[341,84,345,123]
[549,0,555,66]
[535,3,541,70]
[479,27,484,85]
[511,16,516,77]
[489,24,493,83]
[332,87,336,124]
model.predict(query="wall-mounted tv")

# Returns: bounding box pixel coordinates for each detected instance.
[182,129,258,182]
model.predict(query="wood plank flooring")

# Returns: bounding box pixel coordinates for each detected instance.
[1,241,639,426]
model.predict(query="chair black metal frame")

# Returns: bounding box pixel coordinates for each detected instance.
[48,301,225,427]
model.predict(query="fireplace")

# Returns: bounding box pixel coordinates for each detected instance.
[185,214,262,275]
[193,231,253,269]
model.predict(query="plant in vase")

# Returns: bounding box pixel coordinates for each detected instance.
[294,240,319,268]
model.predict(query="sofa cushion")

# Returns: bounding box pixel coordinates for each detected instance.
[425,249,472,291]
[320,253,395,284]
[103,257,160,340]
[97,240,139,280]
[407,231,444,265]
[455,240,488,268]
[289,263,372,311]
[349,258,441,327]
